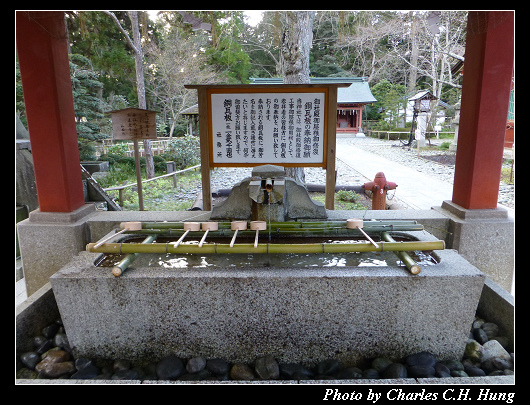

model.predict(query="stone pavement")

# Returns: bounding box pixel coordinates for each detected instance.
[335,138,454,210]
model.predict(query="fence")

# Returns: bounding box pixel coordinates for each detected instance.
[366,130,455,140]
[103,163,201,208]
[98,138,172,158]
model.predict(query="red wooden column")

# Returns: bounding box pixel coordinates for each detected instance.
[452,11,514,209]
[16,11,85,213]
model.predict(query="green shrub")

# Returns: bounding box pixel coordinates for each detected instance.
[161,135,200,169]
[336,190,359,203]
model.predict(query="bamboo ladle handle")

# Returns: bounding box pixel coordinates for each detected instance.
[93,228,127,249]
[173,229,190,248]
[93,221,142,248]
[250,221,267,248]
[346,218,379,249]
[230,229,239,248]
[199,222,218,248]
[198,229,209,248]
[357,227,380,249]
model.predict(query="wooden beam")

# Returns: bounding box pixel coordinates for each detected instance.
[325,86,338,210]
[196,87,212,211]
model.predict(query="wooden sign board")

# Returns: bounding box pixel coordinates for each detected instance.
[208,88,328,167]
[110,107,158,140]
[185,84,349,211]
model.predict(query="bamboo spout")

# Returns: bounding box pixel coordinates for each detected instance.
[381,232,421,274]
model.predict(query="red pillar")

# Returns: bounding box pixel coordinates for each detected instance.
[357,107,363,129]
[452,11,514,209]
[16,11,85,213]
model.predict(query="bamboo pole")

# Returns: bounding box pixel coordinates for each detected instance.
[87,240,445,255]
[111,235,156,277]
[381,232,421,275]
[123,224,424,237]
[138,220,420,230]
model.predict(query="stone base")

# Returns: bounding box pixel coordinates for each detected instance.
[17,204,95,296]
[211,176,327,221]
[433,200,514,292]
[50,231,484,366]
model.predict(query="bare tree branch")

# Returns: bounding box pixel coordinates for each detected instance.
[102,11,138,54]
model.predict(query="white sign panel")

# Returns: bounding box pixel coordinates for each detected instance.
[210,92,326,166]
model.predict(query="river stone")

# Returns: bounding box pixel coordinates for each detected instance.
[53,333,71,352]
[279,363,314,380]
[407,365,435,378]
[32,336,48,348]
[41,349,70,363]
[464,340,483,362]
[316,359,340,376]
[336,367,363,379]
[71,363,100,379]
[35,360,75,378]
[434,362,451,378]
[481,322,499,339]
[481,340,511,363]
[473,328,489,344]
[186,356,206,374]
[113,359,131,372]
[491,336,509,349]
[230,363,256,380]
[35,339,54,355]
[441,359,464,372]
[112,368,142,380]
[451,370,468,378]
[17,368,38,379]
[206,358,231,376]
[381,363,408,379]
[372,357,392,373]
[156,356,184,380]
[254,355,279,380]
[41,323,60,339]
[362,368,379,379]
[404,351,437,368]
[20,352,41,370]
[464,365,486,377]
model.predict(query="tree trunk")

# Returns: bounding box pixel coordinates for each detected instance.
[128,11,155,179]
[278,11,315,184]
[407,12,419,95]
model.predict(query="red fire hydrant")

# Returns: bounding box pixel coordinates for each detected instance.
[362,172,397,210]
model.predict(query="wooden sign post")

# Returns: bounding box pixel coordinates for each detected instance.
[110,107,158,211]
[185,84,347,211]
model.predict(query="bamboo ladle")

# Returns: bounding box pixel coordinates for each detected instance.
[250,221,267,248]
[230,221,247,247]
[173,222,201,248]
[346,218,379,249]
[199,222,218,247]
[93,221,142,248]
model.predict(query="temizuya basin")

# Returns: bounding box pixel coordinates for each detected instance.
[50,228,485,366]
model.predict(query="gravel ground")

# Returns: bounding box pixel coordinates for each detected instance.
[208,137,514,210]
[342,137,514,209]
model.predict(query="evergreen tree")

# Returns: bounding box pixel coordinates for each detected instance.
[69,54,107,160]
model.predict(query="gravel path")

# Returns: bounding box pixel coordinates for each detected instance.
[208,137,514,210]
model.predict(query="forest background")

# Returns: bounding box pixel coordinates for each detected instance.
[15,10,467,163]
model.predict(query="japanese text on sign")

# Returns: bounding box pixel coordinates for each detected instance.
[210,92,326,166]
[111,108,157,140]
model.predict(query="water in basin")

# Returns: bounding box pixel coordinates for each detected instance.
[95,236,439,269]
